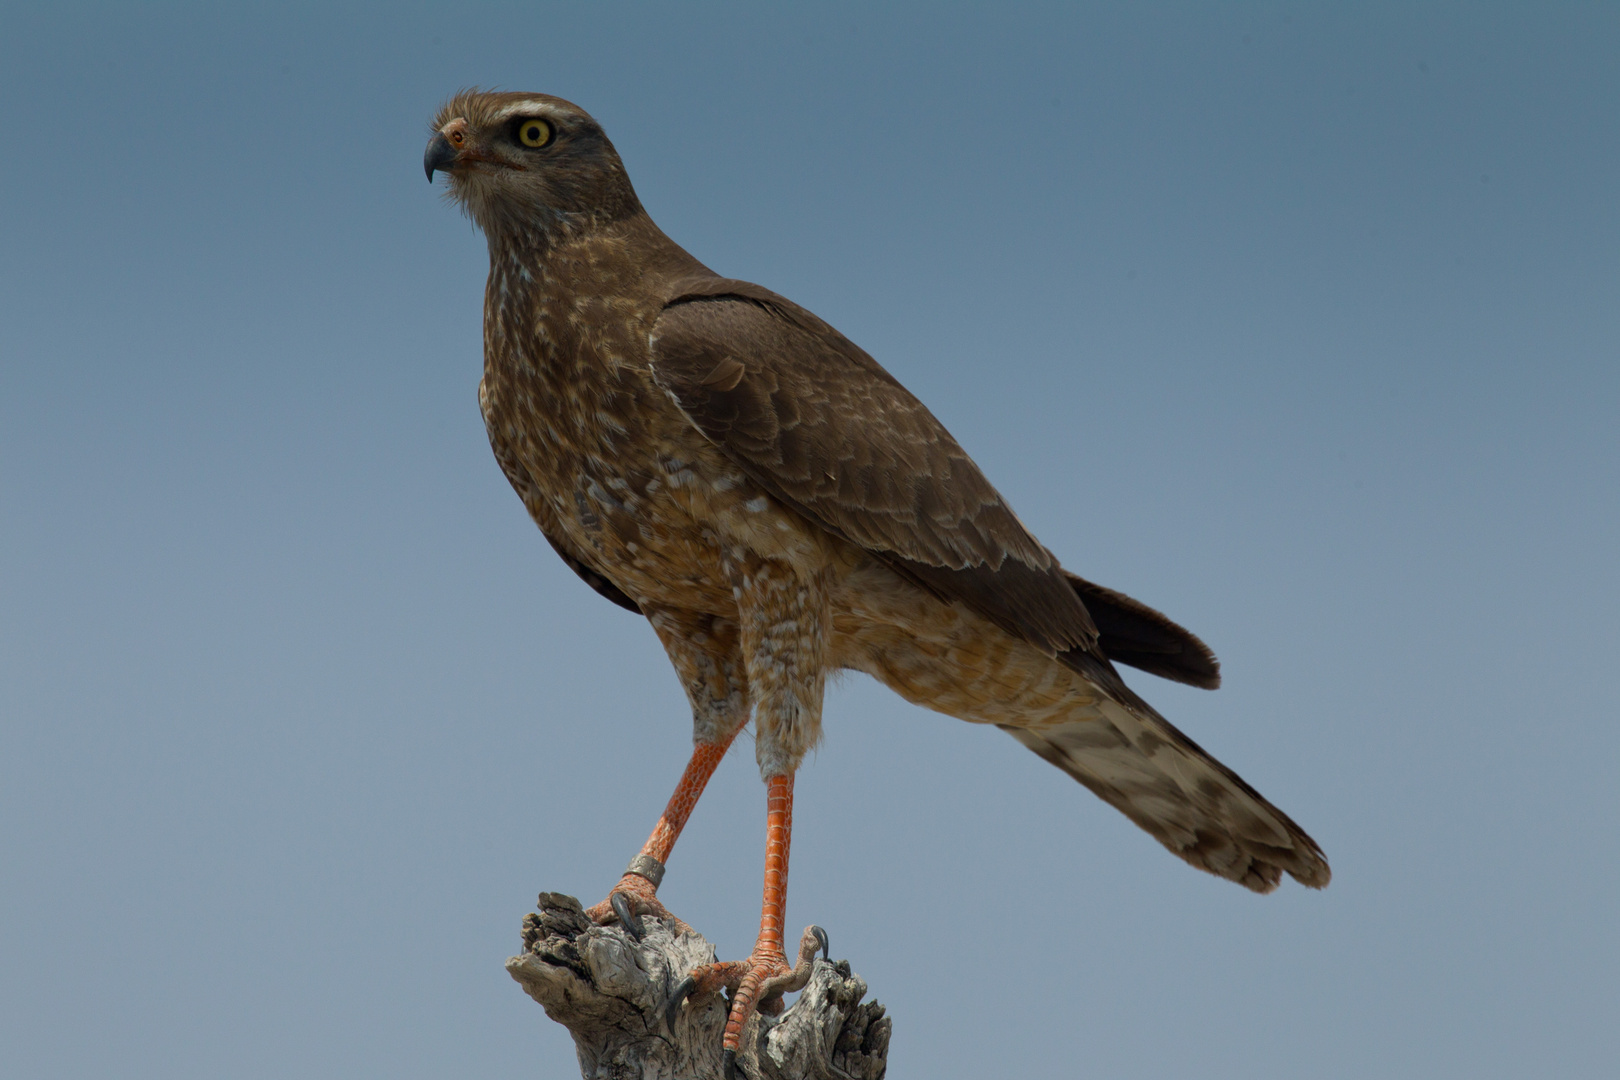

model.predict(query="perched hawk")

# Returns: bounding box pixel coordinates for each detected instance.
[425,91,1328,1072]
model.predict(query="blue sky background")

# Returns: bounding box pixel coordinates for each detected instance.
[3,3,1616,1077]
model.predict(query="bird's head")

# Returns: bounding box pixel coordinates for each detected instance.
[425,90,642,240]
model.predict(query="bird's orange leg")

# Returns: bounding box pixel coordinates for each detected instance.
[663,773,829,1077]
[586,736,736,937]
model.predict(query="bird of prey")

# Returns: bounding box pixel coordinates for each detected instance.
[425,90,1329,1072]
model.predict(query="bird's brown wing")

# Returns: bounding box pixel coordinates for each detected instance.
[648,277,1096,656]
[1065,573,1221,689]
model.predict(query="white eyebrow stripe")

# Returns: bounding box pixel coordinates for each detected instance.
[491,100,569,122]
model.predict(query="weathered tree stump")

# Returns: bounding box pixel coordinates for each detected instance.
[508,892,891,1079]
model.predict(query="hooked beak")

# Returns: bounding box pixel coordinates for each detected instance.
[424,132,458,181]
[424,117,471,181]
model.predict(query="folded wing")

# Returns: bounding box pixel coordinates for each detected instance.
[649,277,1097,657]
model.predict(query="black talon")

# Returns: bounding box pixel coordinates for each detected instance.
[662,975,695,1030]
[722,1048,742,1080]
[810,925,829,961]
[609,891,645,941]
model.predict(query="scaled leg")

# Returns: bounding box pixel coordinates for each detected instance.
[588,609,749,936]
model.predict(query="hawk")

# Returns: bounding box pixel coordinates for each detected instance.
[425,91,1328,1072]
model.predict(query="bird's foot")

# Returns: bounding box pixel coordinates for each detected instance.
[664,925,829,1077]
[585,873,692,940]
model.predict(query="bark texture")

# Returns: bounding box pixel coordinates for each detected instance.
[508,892,891,1080]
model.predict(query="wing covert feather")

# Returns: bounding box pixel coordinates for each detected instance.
[649,279,1097,655]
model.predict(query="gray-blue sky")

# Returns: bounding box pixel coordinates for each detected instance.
[2,3,1616,1077]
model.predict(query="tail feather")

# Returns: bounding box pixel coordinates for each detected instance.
[840,560,1329,892]
[1008,651,1330,892]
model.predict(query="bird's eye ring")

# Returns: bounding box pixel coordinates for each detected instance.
[516,119,553,148]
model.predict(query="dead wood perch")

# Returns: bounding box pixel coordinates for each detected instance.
[508,892,891,1079]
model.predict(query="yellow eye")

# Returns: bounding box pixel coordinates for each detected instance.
[517,119,553,148]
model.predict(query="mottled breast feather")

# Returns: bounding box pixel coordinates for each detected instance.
[484,401,643,614]
[648,276,1099,657]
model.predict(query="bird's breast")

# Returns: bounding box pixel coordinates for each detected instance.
[481,258,839,613]
[479,333,764,613]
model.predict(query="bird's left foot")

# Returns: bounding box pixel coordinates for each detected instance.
[585,872,693,939]
[664,925,829,1076]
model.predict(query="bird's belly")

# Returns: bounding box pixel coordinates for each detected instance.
[535,432,832,615]
[827,558,1102,726]
[486,356,847,613]
[551,471,731,613]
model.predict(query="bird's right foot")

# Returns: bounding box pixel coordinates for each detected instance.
[585,871,692,939]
